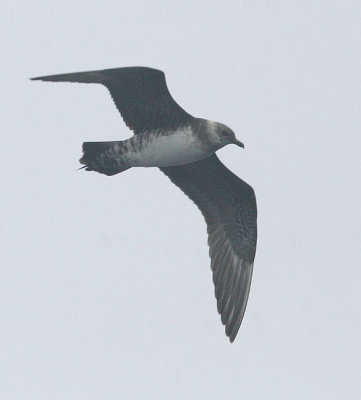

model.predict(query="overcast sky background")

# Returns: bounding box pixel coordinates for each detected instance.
[1,1,361,399]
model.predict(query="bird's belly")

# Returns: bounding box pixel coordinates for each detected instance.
[128,131,209,167]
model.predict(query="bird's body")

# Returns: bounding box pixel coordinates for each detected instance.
[32,67,257,342]
[126,125,202,167]
[81,118,238,174]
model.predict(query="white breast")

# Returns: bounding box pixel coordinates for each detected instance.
[127,127,209,168]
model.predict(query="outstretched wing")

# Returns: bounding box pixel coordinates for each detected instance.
[161,155,257,342]
[31,67,194,134]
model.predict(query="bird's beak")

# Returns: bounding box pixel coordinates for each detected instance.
[233,139,244,148]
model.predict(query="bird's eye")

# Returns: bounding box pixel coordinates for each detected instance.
[221,130,229,137]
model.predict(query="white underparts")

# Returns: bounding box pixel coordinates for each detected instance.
[125,128,211,168]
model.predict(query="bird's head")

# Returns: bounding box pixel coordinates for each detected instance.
[206,121,244,150]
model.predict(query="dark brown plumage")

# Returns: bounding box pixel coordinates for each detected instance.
[162,155,257,342]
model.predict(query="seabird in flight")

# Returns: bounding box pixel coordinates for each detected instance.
[31,67,257,342]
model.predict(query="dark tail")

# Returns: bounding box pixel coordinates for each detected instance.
[80,141,130,176]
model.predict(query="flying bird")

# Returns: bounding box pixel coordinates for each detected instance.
[31,67,257,342]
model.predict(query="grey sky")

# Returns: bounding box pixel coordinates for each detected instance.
[1,1,361,399]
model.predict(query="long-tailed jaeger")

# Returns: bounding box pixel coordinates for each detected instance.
[31,67,257,342]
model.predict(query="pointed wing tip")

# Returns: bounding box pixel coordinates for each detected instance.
[30,75,64,82]
[228,335,236,344]
[226,323,240,343]
[29,67,164,84]
[29,72,104,83]
[30,76,55,82]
